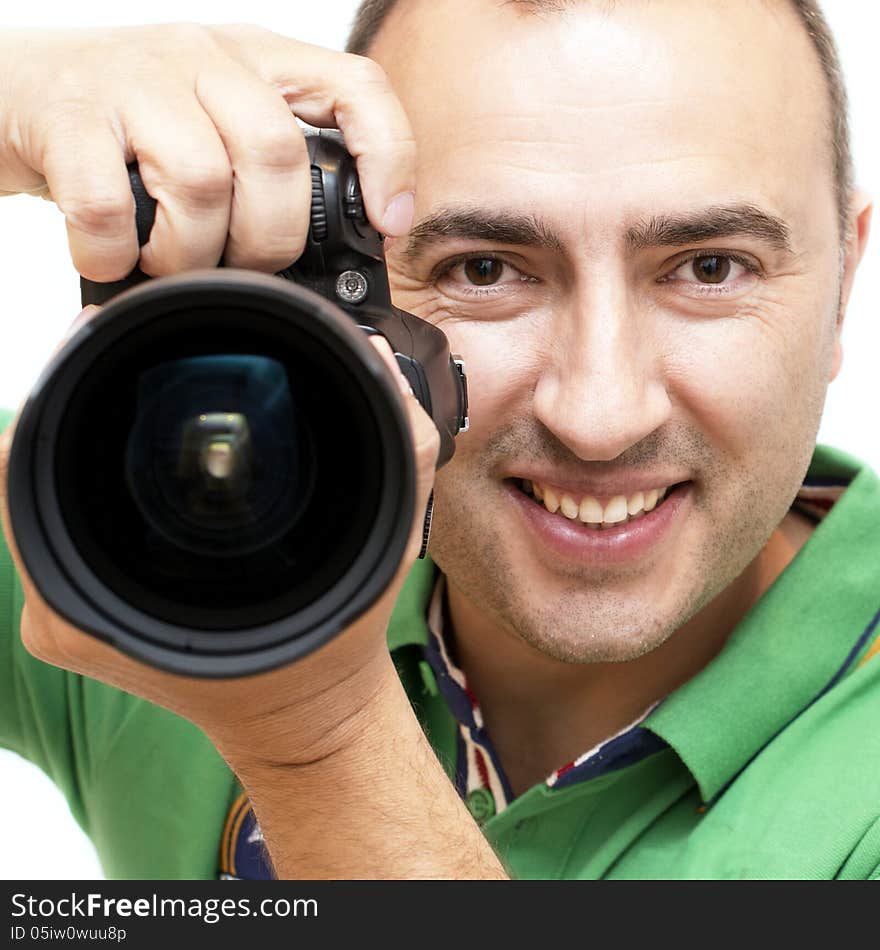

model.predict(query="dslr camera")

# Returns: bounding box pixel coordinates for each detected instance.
[6,130,468,678]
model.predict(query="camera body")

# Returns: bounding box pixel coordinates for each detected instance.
[81,130,469,462]
[7,130,469,678]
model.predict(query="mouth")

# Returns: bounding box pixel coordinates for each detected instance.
[509,477,688,530]
[503,475,692,565]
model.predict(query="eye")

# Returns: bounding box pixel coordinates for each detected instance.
[434,254,535,299]
[690,255,731,284]
[464,258,504,286]
[669,253,753,286]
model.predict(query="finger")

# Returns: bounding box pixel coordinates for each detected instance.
[369,333,414,398]
[38,105,139,282]
[59,304,101,348]
[194,61,313,272]
[120,90,233,276]
[368,335,440,554]
[213,28,417,237]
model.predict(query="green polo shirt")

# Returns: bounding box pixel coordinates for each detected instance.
[387,455,880,880]
[1,403,879,878]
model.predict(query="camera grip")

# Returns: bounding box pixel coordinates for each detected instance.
[80,163,156,307]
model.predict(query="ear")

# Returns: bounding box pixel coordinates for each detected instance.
[829,189,873,382]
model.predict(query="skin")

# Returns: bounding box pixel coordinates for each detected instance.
[0,1,871,876]
[370,0,873,790]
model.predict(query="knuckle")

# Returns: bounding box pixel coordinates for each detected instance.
[165,155,232,205]
[228,228,307,272]
[62,188,134,236]
[246,119,305,171]
[416,423,442,464]
[211,22,269,43]
[344,53,390,89]
[386,134,417,170]
[167,21,215,50]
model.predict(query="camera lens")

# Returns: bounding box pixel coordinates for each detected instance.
[125,355,306,558]
[8,271,416,676]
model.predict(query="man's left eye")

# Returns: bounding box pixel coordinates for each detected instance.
[463,257,505,286]
[436,255,531,298]
[672,254,748,285]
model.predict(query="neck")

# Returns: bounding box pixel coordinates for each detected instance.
[445,508,816,795]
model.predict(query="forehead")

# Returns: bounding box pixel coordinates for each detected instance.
[369,0,834,243]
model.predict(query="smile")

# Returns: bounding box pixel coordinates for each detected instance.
[519,479,674,530]
[506,477,692,564]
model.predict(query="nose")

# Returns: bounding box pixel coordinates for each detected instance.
[532,278,672,461]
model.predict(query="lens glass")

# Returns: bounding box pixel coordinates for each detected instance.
[126,355,306,557]
[54,304,388,631]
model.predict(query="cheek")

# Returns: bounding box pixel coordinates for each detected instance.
[441,321,544,439]
[663,305,833,462]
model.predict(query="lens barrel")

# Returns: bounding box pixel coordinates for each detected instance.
[7,270,417,677]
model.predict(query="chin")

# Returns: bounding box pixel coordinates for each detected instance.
[511,612,677,665]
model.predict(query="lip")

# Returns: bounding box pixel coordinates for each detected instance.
[505,478,692,566]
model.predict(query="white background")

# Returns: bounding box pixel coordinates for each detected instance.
[0,1,877,879]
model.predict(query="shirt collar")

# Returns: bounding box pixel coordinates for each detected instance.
[645,444,880,802]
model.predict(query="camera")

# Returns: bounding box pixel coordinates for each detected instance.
[6,130,468,678]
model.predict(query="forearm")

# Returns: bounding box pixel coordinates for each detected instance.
[223,657,509,880]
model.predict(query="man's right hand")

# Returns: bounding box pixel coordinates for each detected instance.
[0,23,416,281]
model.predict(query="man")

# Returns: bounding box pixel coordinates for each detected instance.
[0,0,876,879]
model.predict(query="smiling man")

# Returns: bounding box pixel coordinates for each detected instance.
[0,0,877,880]
[366,0,877,798]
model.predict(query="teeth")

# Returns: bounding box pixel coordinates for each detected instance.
[603,496,628,524]
[627,491,644,516]
[578,496,603,524]
[560,494,579,519]
[523,479,676,527]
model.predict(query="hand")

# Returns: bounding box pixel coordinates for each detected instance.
[0,315,440,770]
[0,23,416,280]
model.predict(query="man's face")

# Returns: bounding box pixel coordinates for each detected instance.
[371,0,848,661]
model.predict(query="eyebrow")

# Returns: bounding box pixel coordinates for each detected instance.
[626,204,793,252]
[399,202,795,265]
[401,208,564,265]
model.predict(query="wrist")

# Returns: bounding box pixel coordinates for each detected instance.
[215,655,509,880]
[207,647,406,776]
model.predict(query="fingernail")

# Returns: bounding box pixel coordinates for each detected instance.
[381,191,415,237]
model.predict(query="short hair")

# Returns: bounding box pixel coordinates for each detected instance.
[346,0,853,239]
